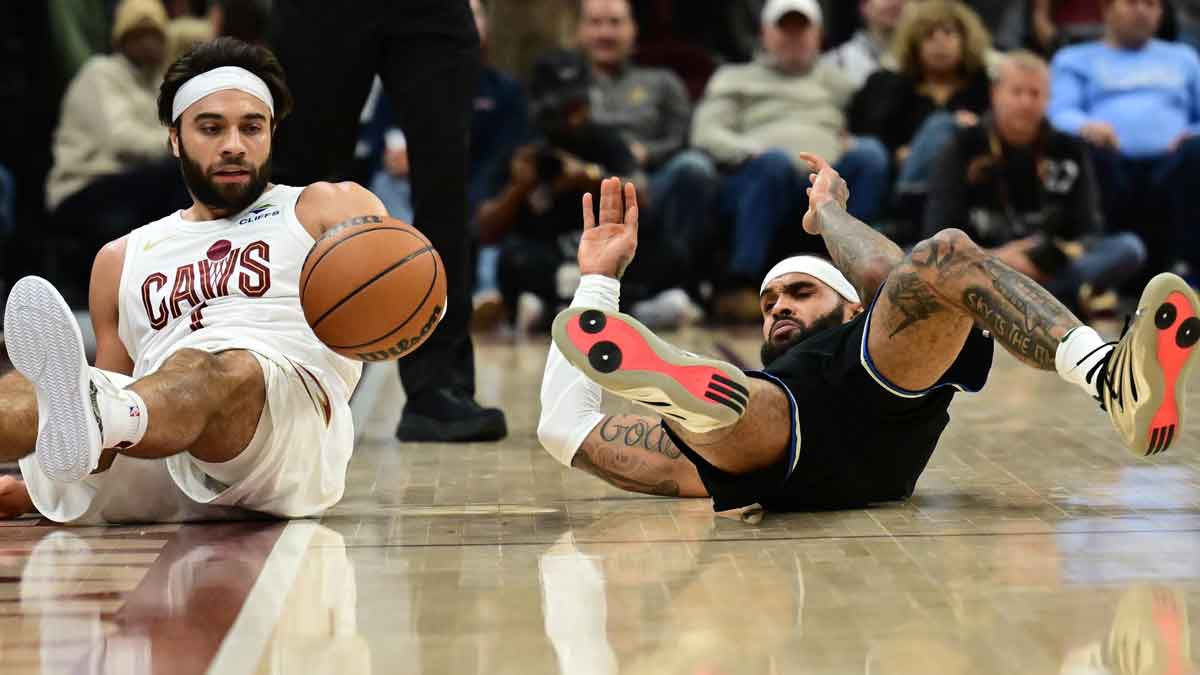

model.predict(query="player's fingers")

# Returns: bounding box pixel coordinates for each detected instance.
[582,193,595,230]
[624,182,639,232]
[797,152,831,173]
[599,177,620,224]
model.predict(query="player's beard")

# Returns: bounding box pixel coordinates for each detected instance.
[177,137,271,217]
[760,303,847,367]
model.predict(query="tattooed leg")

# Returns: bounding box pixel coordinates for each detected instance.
[869,228,1083,390]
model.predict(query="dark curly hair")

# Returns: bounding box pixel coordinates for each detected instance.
[157,36,293,127]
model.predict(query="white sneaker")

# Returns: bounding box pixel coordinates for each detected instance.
[1094,273,1200,456]
[4,277,102,482]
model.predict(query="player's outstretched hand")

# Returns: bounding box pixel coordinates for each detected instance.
[578,177,639,279]
[798,152,850,235]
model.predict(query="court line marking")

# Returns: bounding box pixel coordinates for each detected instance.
[206,520,318,675]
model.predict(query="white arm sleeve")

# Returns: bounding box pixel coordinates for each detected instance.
[536,275,620,466]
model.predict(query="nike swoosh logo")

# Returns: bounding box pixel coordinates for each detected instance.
[143,235,176,252]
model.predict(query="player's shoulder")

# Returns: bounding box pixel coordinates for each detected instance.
[297,181,388,235]
[93,235,129,271]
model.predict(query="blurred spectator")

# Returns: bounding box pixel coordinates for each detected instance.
[46,0,186,253]
[820,0,907,89]
[47,0,110,87]
[481,49,644,330]
[1029,0,1178,56]
[1049,0,1200,280]
[692,0,890,321]
[848,0,993,196]
[626,0,719,100]
[581,0,716,307]
[165,15,214,65]
[925,52,1145,313]
[1031,0,1105,54]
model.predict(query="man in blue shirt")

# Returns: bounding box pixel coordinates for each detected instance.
[1049,0,1200,282]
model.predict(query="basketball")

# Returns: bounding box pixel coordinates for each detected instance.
[300,215,446,362]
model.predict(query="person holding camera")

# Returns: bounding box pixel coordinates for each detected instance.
[478,49,647,331]
[924,52,1146,314]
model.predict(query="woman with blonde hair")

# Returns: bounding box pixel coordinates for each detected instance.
[848,0,994,198]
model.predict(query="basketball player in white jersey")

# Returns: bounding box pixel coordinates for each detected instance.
[0,38,392,523]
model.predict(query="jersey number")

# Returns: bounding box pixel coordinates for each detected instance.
[189,302,208,332]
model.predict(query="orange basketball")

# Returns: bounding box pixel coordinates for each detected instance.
[300,216,446,362]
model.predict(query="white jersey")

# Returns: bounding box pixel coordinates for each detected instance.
[117,184,362,398]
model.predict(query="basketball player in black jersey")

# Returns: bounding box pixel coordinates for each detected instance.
[539,155,1200,513]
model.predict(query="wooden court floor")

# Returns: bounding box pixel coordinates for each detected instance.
[2,328,1199,674]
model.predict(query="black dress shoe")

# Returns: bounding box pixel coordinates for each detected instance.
[395,387,507,442]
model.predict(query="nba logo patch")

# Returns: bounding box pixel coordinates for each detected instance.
[129,406,141,418]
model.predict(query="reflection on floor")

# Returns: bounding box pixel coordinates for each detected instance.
[2,330,1199,674]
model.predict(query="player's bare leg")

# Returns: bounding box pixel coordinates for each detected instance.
[122,349,265,463]
[0,371,37,461]
[0,346,267,466]
[4,276,267,482]
[869,227,1079,385]
[0,475,34,518]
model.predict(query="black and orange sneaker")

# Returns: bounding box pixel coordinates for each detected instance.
[1094,273,1200,456]
[552,307,750,433]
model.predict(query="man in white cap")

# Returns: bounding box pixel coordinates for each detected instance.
[691,0,891,322]
[537,156,1200,513]
[0,37,392,523]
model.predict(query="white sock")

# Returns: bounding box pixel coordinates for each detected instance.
[91,368,149,450]
[1054,326,1112,399]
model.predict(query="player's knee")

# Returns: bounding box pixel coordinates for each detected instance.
[213,351,265,399]
[905,228,983,286]
[927,227,980,253]
[912,228,982,266]
[162,348,222,375]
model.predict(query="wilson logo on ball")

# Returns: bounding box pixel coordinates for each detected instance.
[356,305,444,362]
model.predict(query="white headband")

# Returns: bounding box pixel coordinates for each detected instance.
[171,66,275,122]
[760,256,861,304]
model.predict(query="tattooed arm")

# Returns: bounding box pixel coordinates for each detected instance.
[799,152,904,302]
[572,415,708,498]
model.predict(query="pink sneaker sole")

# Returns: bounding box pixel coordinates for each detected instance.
[552,308,750,433]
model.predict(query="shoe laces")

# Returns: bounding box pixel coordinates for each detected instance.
[1079,315,1132,412]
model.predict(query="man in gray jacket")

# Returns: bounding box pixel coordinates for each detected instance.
[580,0,716,316]
[692,0,890,320]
